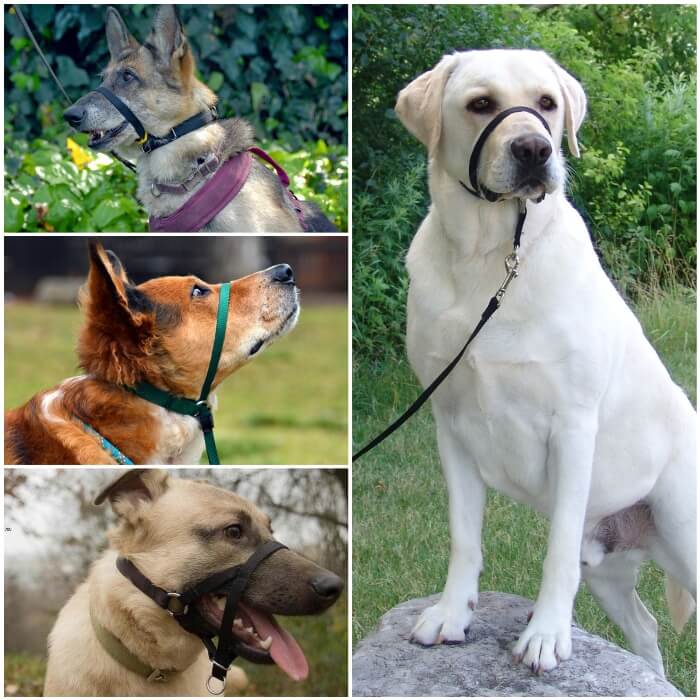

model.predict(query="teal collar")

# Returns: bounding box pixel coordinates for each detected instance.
[81,421,134,465]
[128,281,231,465]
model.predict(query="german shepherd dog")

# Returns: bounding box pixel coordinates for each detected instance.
[4,243,299,465]
[43,469,344,696]
[63,5,338,232]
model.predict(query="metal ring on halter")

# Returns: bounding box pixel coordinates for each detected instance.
[206,673,226,695]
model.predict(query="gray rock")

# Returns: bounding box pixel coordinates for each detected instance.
[352,592,681,697]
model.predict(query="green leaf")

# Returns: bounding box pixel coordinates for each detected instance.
[92,199,127,229]
[251,82,271,112]
[4,193,27,232]
[208,71,224,92]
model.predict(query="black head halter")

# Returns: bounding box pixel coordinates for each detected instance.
[117,539,287,694]
[460,106,552,202]
[94,86,216,154]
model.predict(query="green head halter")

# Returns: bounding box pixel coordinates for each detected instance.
[129,281,231,464]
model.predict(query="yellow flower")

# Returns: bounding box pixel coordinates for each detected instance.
[67,137,93,169]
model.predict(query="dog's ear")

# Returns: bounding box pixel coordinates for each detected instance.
[550,60,587,158]
[395,54,458,155]
[94,469,170,521]
[79,243,156,385]
[147,5,188,69]
[105,7,138,60]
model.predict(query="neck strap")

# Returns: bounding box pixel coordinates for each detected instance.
[129,281,231,465]
[94,86,216,154]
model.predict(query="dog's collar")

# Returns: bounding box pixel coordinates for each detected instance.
[460,105,552,203]
[128,281,230,465]
[148,147,306,233]
[79,420,134,465]
[90,605,180,682]
[93,86,216,154]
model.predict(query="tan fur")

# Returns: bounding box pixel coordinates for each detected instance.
[665,575,696,633]
[44,470,343,696]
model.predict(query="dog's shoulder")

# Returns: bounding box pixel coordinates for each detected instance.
[217,117,256,160]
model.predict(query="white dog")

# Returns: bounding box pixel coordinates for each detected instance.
[395,49,695,677]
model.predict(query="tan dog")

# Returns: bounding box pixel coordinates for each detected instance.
[44,469,344,696]
[5,242,299,464]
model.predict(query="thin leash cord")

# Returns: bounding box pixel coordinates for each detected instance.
[14,6,72,105]
[14,6,137,173]
[352,200,527,462]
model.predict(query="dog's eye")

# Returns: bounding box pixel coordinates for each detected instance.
[120,70,137,85]
[191,284,211,299]
[468,96,494,113]
[224,524,242,539]
[539,95,556,110]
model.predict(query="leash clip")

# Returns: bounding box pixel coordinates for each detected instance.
[495,251,520,306]
[206,670,227,696]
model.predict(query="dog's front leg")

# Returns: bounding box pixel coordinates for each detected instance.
[411,416,486,645]
[512,412,597,673]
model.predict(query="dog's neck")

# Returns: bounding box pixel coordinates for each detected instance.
[89,552,204,672]
[428,158,561,260]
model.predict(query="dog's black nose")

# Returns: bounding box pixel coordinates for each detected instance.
[63,105,86,129]
[270,264,295,285]
[310,572,344,600]
[511,134,552,166]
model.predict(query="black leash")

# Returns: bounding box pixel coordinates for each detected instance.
[14,5,137,172]
[352,200,526,462]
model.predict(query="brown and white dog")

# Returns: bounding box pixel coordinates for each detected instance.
[43,468,344,696]
[4,243,299,465]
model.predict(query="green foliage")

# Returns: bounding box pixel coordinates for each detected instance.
[4,131,347,232]
[353,4,696,360]
[5,4,347,148]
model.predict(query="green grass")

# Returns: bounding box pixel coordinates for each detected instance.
[3,595,347,696]
[4,302,347,464]
[352,286,696,696]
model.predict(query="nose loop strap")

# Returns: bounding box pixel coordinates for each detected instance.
[465,106,553,199]
[94,86,147,141]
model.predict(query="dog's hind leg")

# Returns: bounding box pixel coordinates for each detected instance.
[410,415,487,646]
[582,549,665,678]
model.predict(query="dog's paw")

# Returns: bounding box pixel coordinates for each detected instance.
[410,602,474,646]
[512,614,572,674]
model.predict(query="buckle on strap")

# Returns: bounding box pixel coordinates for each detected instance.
[195,400,215,432]
[206,668,227,695]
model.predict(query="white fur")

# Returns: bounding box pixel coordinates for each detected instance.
[399,49,696,676]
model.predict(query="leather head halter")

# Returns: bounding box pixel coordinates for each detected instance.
[460,105,552,202]
[117,540,287,695]
[94,85,216,154]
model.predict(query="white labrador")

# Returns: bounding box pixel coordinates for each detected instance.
[395,49,696,676]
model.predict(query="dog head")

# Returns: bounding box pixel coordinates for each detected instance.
[95,469,344,679]
[63,5,215,156]
[395,49,586,202]
[78,243,299,397]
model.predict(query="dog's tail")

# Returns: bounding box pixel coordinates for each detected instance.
[665,574,695,632]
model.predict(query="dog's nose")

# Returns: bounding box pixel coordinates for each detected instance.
[270,264,295,285]
[310,572,344,600]
[63,105,86,129]
[510,134,552,166]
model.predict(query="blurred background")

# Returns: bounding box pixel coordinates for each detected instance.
[4,468,348,697]
[4,236,348,464]
[4,3,348,231]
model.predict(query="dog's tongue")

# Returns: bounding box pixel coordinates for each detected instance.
[238,602,309,681]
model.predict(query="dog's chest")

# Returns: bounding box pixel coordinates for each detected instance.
[148,406,205,464]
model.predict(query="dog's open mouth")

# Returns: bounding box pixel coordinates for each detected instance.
[86,121,128,149]
[197,595,309,681]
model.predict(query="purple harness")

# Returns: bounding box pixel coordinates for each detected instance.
[149,147,306,232]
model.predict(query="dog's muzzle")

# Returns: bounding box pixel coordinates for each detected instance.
[461,106,552,203]
[117,540,286,695]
